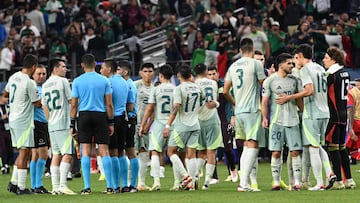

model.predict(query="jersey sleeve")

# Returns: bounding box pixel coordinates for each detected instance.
[255,60,266,81]
[105,78,112,95]
[148,87,156,104]
[28,79,39,102]
[63,78,72,101]
[262,77,271,98]
[300,66,313,87]
[174,86,182,104]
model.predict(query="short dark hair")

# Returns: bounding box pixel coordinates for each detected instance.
[103,58,118,73]
[194,63,207,75]
[326,46,345,66]
[178,65,192,80]
[207,66,217,72]
[254,50,263,55]
[159,64,173,80]
[48,58,65,73]
[355,78,360,82]
[81,53,96,68]
[141,63,155,70]
[23,54,38,69]
[240,38,254,53]
[294,44,312,59]
[275,53,293,71]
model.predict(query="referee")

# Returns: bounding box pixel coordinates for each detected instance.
[70,54,114,194]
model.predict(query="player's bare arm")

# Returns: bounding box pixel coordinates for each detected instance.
[261,95,269,128]
[139,104,155,135]
[105,93,114,136]
[163,103,180,138]
[276,83,313,105]
[223,80,235,105]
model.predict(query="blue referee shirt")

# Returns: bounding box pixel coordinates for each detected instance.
[126,78,137,118]
[71,72,112,112]
[34,85,47,123]
[110,74,134,116]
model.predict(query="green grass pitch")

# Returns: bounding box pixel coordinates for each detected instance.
[1,162,359,203]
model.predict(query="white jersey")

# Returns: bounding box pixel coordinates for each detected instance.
[195,77,218,120]
[225,56,266,114]
[41,75,71,131]
[5,71,39,129]
[134,80,154,123]
[148,82,175,125]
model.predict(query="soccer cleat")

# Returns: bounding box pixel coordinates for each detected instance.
[280,180,288,190]
[149,184,161,191]
[251,183,259,190]
[345,179,356,189]
[67,172,73,181]
[103,188,114,194]
[60,186,77,195]
[113,187,121,194]
[331,181,345,190]
[98,174,106,181]
[121,186,130,193]
[209,178,219,185]
[237,185,260,192]
[169,185,181,191]
[302,181,312,189]
[231,170,238,183]
[137,185,150,191]
[271,185,281,191]
[16,188,35,195]
[224,175,232,182]
[51,190,61,195]
[308,185,326,191]
[80,188,92,195]
[201,184,209,190]
[292,185,302,191]
[128,185,137,193]
[34,186,50,194]
[325,173,336,190]
[180,175,193,189]
[7,182,18,193]
[45,172,51,178]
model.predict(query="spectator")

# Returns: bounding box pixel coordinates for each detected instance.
[210,6,223,27]
[184,23,197,55]
[165,38,181,71]
[82,27,96,52]
[87,31,107,62]
[0,8,13,34]
[19,19,40,42]
[224,9,238,29]
[0,40,15,74]
[267,21,286,57]
[11,7,27,33]
[45,0,63,35]
[345,21,360,68]
[123,0,145,33]
[236,16,252,39]
[102,21,115,46]
[0,23,6,48]
[284,0,306,36]
[49,37,67,60]
[292,20,313,46]
[244,23,270,59]
[219,17,236,37]
[103,11,121,42]
[199,12,217,36]
[0,83,12,173]
[26,2,46,36]
[193,0,206,21]
[162,14,183,37]
[22,34,38,57]
[269,1,285,31]
[193,30,205,50]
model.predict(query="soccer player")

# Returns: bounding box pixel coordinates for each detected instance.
[261,53,303,190]
[5,54,40,195]
[116,62,138,193]
[163,65,203,190]
[276,44,336,191]
[70,54,114,194]
[100,58,133,193]
[194,64,222,190]
[323,47,356,189]
[30,64,50,194]
[139,64,175,191]
[223,38,266,192]
[134,63,155,190]
[42,59,76,195]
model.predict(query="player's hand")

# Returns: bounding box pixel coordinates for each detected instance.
[70,127,78,141]
[143,124,150,134]
[262,118,268,128]
[163,128,169,138]
[108,125,114,136]
[275,94,289,105]
[139,126,144,136]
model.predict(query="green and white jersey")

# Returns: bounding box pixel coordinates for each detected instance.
[300,62,330,119]
[41,75,72,131]
[134,80,154,123]
[173,81,202,131]
[195,77,218,120]
[5,71,39,129]
[149,82,175,125]
[291,68,303,92]
[262,73,300,126]
[225,56,266,114]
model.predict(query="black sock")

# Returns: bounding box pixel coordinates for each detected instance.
[329,150,342,181]
[340,149,352,179]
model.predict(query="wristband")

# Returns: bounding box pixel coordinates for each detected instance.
[70,118,76,128]
[215,101,220,108]
[108,118,115,125]
[165,124,170,129]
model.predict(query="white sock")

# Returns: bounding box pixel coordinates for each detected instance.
[59,162,70,188]
[187,158,197,185]
[138,152,150,186]
[50,165,60,191]
[196,158,206,177]
[172,162,181,187]
[319,146,332,176]
[249,159,258,185]
[151,155,160,185]
[240,147,258,187]
[17,169,27,190]
[309,147,323,186]
[287,153,294,185]
[205,163,215,185]
[302,146,311,182]
[10,165,18,185]
[170,155,187,177]
[239,146,248,186]
[292,155,302,186]
[97,156,104,175]
[271,157,281,186]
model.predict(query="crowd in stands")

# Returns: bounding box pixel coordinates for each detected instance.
[0,0,359,78]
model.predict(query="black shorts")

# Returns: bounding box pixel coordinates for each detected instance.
[78,111,109,144]
[109,115,126,150]
[34,121,49,148]
[325,122,346,145]
[118,116,136,152]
